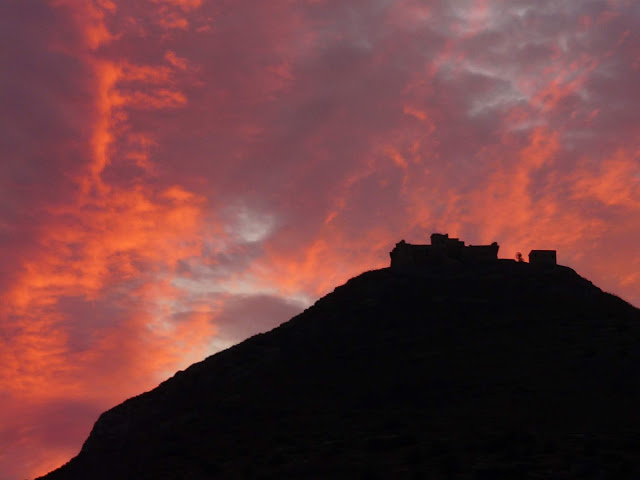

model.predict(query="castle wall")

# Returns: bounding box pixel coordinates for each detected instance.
[390,236,499,270]
[465,243,499,262]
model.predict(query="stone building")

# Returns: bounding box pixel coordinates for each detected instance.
[390,233,499,270]
[528,250,557,266]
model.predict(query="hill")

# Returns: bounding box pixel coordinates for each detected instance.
[39,261,640,479]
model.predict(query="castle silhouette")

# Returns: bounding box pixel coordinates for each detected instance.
[390,233,556,269]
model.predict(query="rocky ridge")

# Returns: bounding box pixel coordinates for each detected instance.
[40,261,640,479]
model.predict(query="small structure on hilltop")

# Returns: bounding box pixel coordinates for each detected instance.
[390,233,499,270]
[529,250,557,266]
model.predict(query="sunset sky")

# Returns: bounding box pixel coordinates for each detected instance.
[1,0,639,478]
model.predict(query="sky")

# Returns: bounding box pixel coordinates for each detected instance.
[1,0,639,478]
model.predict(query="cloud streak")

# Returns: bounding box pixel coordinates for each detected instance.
[1,1,639,478]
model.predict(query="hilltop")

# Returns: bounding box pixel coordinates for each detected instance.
[39,257,640,479]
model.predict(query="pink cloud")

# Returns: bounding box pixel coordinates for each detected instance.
[1,1,639,478]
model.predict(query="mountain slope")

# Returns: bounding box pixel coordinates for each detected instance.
[40,262,640,479]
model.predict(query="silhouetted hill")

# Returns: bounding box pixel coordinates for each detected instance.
[39,262,640,479]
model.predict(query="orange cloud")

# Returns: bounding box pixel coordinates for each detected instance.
[1,2,217,476]
[151,0,202,11]
[572,148,640,209]
[3,1,640,479]
[165,50,189,70]
[50,0,117,50]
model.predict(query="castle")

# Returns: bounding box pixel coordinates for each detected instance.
[390,233,556,269]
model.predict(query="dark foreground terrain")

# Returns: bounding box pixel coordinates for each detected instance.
[40,261,640,479]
